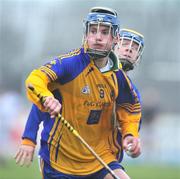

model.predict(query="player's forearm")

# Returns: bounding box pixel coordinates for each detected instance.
[22,129,38,145]
[117,107,141,138]
[120,122,140,138]
[25,69,53,110]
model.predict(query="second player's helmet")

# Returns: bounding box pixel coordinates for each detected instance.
[117,28,144,71]
[83,7,120,59]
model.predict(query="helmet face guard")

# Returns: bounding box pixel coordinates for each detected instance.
[115,29,144,71]
[83,7,120,59]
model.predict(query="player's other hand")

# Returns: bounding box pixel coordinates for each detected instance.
[123,135,141,158]
[14,145,35,167]
[44,96,61,118]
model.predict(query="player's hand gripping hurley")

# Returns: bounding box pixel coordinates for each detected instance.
[28,86,120,179]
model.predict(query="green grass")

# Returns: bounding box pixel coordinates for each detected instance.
[0,158,41,179]
[0,159,180,179]
[126,164,180,179]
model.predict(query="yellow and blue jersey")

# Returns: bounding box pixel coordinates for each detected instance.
[25,47,141,175]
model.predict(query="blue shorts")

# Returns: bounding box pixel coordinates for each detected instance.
[41,159,124,179]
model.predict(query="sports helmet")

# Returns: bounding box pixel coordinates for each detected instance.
[118,28,144,71]
[83,7,120,59]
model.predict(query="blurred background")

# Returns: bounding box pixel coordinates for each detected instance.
[0,0,180,178]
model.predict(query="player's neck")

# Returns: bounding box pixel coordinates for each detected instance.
[94,57,108,69]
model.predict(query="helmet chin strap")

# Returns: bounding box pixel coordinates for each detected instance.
[120,58,134,71]
[87,48,110,59]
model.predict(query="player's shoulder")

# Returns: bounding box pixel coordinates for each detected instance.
[115,69,138,92]
[57,48,81,61]
[55,48,89,63]
[115,68,128,82]
[43,48,90,69]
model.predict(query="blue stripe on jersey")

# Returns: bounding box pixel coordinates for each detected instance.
[55,133,63,162]
[116,130,124,163]
[41,89,63,159]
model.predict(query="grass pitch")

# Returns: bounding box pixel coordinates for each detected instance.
[0,159,179,179]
